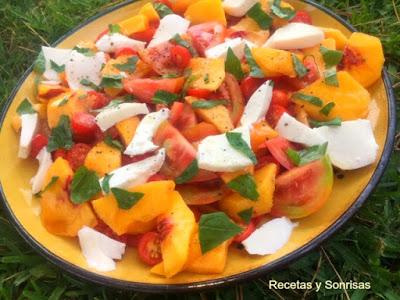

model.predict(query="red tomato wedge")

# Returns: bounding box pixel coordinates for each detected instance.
[224,73,245,126]
[71,112,99,143]
[173,103,197,131]
[137,232,163,266]
[266,104,288,128]
[188,22,226,55]
[233,221,256,243]
[271,89,290,108]
[290,10,313,25]
[140,42,182,75]
[261,137,294,170]
[30,134,48,158]
[240,76,265,100]
[66,143,92,171]
[131,25,157,43]
[187,88,212,98]
[171,45,192,69]
[87,91,110,110]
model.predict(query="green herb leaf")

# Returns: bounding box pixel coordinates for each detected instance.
[80,78,100,91]
[181,70,199,97]
[73,46,95,57]
[247,3,272,30]
[226,132,257,164]
[320,102,335,116]
[100,74,123,89]
[114,56,138,72]
[162,73,180,78]
[57,97,69,107]
[104,135,124,151]
[199,212,242,253]
[111,188,144,210]
[170,34,198,56]
[244,45,264,78]
[310,117,342,128]
[292,54,308,78]
[287,143,328,166]
[175,159,199,184]
[191,99,227,109]
[16,98,36,115]
[320,46,343,68]
[225,48,244,81]
[293,93,323,107]
[101,174,113,194]
[34,176,59,198]
[271,0,295,20]
[152,90,180,105]
[286,148,301,166]
[50,60,65,73]
[34,51,46,74]
[227,174,259,201]
[237,207,254,224]
[108,24,121,34]
[324,68,339,87]
[47,115,73,152]
[71,166,101,204]
[154,2,173,18]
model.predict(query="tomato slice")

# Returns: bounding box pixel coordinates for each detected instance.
[290,10,313,25]
[174,103,197,131]
[140,42,182,75]
[52,149,67,160]
[302,56,320,85]
[224,73,245,126]
[233,221,256,243]
[66,143,92,171]
[266,104,288,127]
[171,45,192,69]
[188,22,226,55]
[87,91,110,110]
[71,112,99,143]
[137,232,163,266]
[240,76,265,100]
[271,89,290,108]
[187,88,212,98]
[169,102,185,125]
[30,134,48,158]
[114,47,138,58]
[131,26,157,43]
[261,137,294,170]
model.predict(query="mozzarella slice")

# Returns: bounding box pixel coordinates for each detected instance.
[197,127,253,172]
[41,46,72,81]
[65,50,106,90]
[264,22,324,50]
[240,81,273,126]
[18,113,39,159]
[275,113,326,147]
[30,148,53,195]
[313,120,378,170]
[242,217,297,255]
[78,226,126,272]
[100,149,165,190]
[95,103,149,132]
[124,108,170,156]
[205,38,246,59]
[223,0,258,17]
[148,14,190,48]
[95,33,146,53]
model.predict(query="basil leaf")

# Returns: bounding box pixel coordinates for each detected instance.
[271,0,295,20]
[181,70,199,97]
[310,117,342,128]
[152,90,180,105]
[57,97,69,107]
[114,56,138,72]
[80,78,100,91]
[227,174,259,201]
[225,48,244,81]
[244,45,264,78]
[73,46,95,57]
[286,148,301,166]
[170,34,198,56]
[108,24,121,34]
[191,99,227,109]
[292,54,308,78]
[324,68,339,87]
[100,74,123,89]
[34,176,59,198]
[247,3,272,30]
[17,98,36,115]
[101,174,113,194]
[154,2,173,18]
[162,73,180,78]
[47,115,73,152]
[50,60,65,73]
[71,166,101,204]
[111,188,144,210]
[34,51,46,74]
[320,46,343,68]
[226,132,257,164]
[33,74,41,96]
[199,212,242,253]
[293,93,323,107]
[175,159,199,184]
[104,135,124,151]
[287,143,328,166]
[320,102,335,116]
[237,207,253,224]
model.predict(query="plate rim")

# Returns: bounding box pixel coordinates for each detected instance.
[0,0,396,293]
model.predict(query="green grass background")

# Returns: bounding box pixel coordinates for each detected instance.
[0,0,399,299]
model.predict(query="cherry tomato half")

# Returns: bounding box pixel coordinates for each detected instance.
[115,47,138,58]
[131,26,157,43]
[290,10,313,25]
[87,91,110,110]
[240,77,265,100]
[137,232,163,266]
[271,89,290,108]
[71,112,99,143]
[233,221,256,243]
[66,143,92,171]
[171,45,192,69]
[266,104,288,128]
[30,134,48,158]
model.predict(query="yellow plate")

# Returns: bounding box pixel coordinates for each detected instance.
[0,0,396,292]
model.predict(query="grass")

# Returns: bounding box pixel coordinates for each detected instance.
[0,0,399,299]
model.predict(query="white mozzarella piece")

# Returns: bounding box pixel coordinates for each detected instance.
[65,50,106,91]
[30,149,53,195]
[18,113,39,159]
[95,33,146,53]
[197,127,253,172]
[95,103,149,132]
[275,113,327,147]
[124,108,170,156]
[148,14,190,48]
[41,46,72,81]
[240,81,273,126]
[242,217,297,255]
[205,38,246,59]
[223,0,258,17]
[264,23,324,50]
[78,226,126,272]
[313,120,378,170]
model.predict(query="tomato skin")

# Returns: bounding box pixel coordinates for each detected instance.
[266,104,288,128]
[169,102,185,125]
[188,22,226,55]
[126,234,143,248]
[171,45,192,69]
[290,10,313,24]
[302,56,320,85]
[52,149,67,160]
[261,137,294,170]
[147,173,168,182]
[95,29,109,42]
[240,77,265,100]
[87,91,110,110]
[115,47,137,58]
[233,221,256,243]
[187,88,212,98]
[71,112,99,143]
[95,220,128,243]
[271,89,290,108]
[137,232,163,266]
[339,46,364,69]
[30,134,48,158]
[140,42,182,75]
[66,143,92,171]
[131,26,157,43]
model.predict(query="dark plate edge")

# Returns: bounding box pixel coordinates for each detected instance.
[0,0,396,293]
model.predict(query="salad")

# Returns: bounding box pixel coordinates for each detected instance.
[13,0,384,278]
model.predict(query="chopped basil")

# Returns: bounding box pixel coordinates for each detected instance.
[34,51,46,74]
[286,148,301,166]
[113,56,138,72]
[271,0,295,20]
[108,24,121,34]
[16,98,35,115]
[320,46,343,68]
[175,159,199,184]
[181,69,199,97]
[152,90,180,105]
[57,97,69,107]
[101,173,113,194]
[111,188,144,210]
[247,3,272,30]
[104,135,124,151]
[287,143,328,166]
[47,115,73,152]
[204,73,210,83]
[324,68,339,87]
[33,74,41,96]
[293,93,323,107]
[227,174,259,201]
[225,47,244,81]
[292,54,308,78]
[154,2,173,18]
[170,34,198,56]
[100,74,123,89]
[34,176,59,198]
[238,207,254,224]
[80,78,100,91]
[244,45,264,78]
[50,60,65,73]
[191,99,227,109]
[162,73,180,78]
[71,166,101,204]
[320,102,335,116]
[73,46,95,57]
[310,117,342,128]
[226,132,257,164]
[199,212,242,253]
